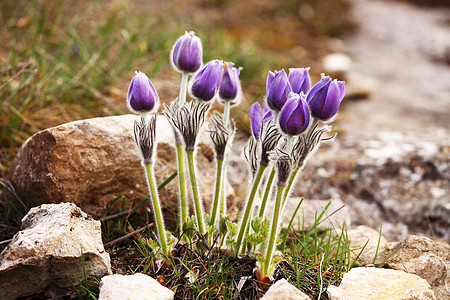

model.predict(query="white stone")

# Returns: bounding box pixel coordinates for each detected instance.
[99,273,174,300]
[322,53,352,73]
[347,225,389,265]
[261,279,310,300]
[0,203,112,299]
[327,267,436,300]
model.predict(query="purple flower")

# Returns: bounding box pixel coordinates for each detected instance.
[278,92,310,136]
[218,62,243,105]
[127,72,159,113]
[288,67,311,95]
[266,69,292,112]
[250,102,275,141]
[306,76,345,121]
[171,31,203,73]
[189,60,224,102]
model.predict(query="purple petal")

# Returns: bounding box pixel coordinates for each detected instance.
[250,102,262,140]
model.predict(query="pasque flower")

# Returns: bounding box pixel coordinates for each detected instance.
[171,31,203,73]
[278,92,310,136]
[250,102,275,141]
[306,76,345,121]
[266,69,292,112]
[127,72,159,113]
[288,67,311,95]
[218,62,242,105]
[189,60,224,102]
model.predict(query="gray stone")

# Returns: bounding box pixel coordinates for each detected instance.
[0,203,112,299]
[327,267,436,300]
[376,235,450,300]
[261,278,310,300]
[99,273,173,300]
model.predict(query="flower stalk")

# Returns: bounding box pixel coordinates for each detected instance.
[235,164,267,254]
[186,149,206,234]
[145,162,169,256]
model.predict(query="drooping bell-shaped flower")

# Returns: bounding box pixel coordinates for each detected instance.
[250,102,275,141]
[278,92,310,136]
[266,69,292,112]
[288,67,311,95]
[171,31,203,73]
[127,71,159,113]
[189,60,224,102]
[306,75,345,121]
[218,62,243,105]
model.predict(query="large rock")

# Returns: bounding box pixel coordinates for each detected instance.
[0,202,111,299]
[6,114,235,227]
[261,278,310,300]
[99,273,173,300]
[327,267,436,300]
[376,235,450,300]
[347,225,389,265]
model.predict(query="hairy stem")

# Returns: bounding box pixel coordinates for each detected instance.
[144,163,168,256]
[235,164,267,254]
[176,143,188,232]
[282,165,302,208]
[258,165,276,218]
[186,150,206,234]
[262,185,285,276]
[210,158,224,228]
[178,71,189,105]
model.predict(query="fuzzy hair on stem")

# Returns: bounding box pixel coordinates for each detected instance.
[269,149,292,187]
[134,114,157,165]
[207,111,234,160]
[164,101,210,151]
[260,120,282,166]
[244,136,259,179]
[292,123,334,167]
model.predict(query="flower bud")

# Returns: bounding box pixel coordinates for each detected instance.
[266,69,292,112]
[250,102,275,141]
[189,60,223,102]
[278,92,310,136]
[218,62,243,105]
[288,67,311,95]
[171,31,203,73]
[306,75,345,121]
[127,71,159,113]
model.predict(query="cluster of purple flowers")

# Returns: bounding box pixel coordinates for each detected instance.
[252,68,345,140]
[124,30,347,273]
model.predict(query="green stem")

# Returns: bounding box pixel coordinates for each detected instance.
[178,71,189,105]
[176,144,188,232]
[220,100,231,217]
[144,163,168,256]
[186,150,206,234]
[210,158,224,228]
[258,165,275,218]
[282,165,301,208]
[262,185,285,276]
[235,164,267,254]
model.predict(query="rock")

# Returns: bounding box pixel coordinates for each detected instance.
[261,278,310,300]
[322,53,353,74]
[99,273,173,300]
[270,197,350,231]
[347,225,389,265]
[6,114,235,228]
[376,235,450,300]
[327,267,436,300]
[0,203,111,299]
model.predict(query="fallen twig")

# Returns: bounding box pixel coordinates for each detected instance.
[104,223,154,249]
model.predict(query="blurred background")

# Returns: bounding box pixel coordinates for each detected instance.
[1,0,449,241]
